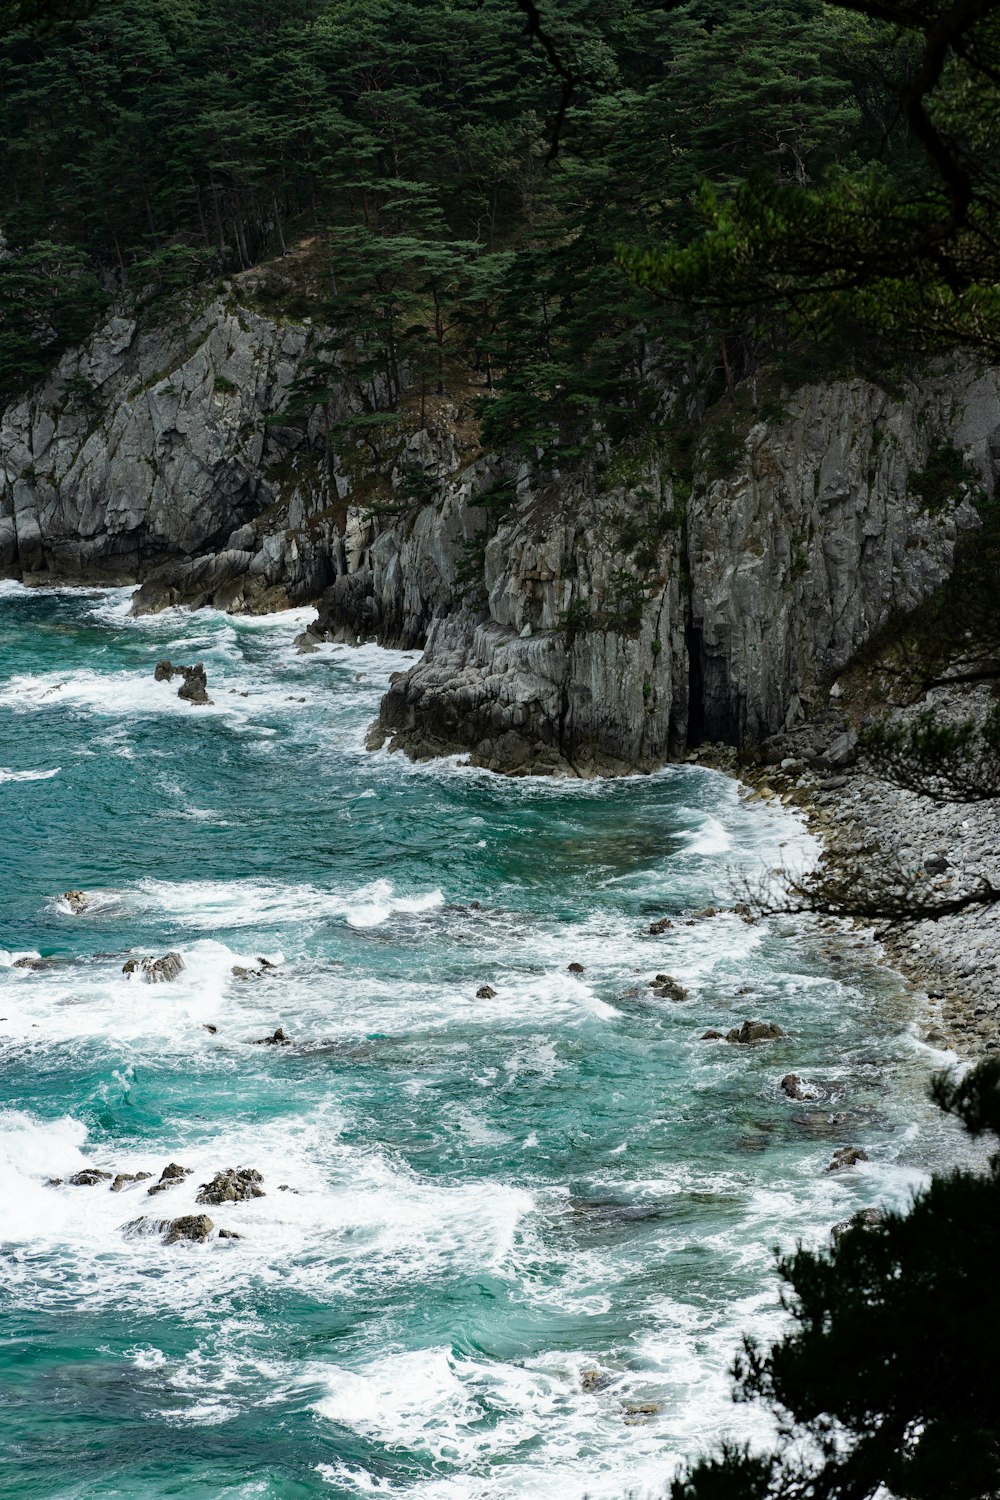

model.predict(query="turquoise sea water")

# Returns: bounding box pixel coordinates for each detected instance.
[0,582,966,1500]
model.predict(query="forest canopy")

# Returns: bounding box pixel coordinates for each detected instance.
[0,0,929,439]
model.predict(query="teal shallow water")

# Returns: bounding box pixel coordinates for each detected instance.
[0,583,966,1499]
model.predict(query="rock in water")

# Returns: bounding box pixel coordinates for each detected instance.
[177,664,210,704]
[827,1146,869,1172]
[63,890,90,913]
[146,952,184,983]
[649,974,688,1001]
[122,952,185,983]
[164,1214,215,1244]
[111,1171,152,1192]
[253,1027,290,1045]
[831,1206,887,1243]
[154,659,211,705]
[648,917,674,935]
[147,1162,192,1195]
[67,1168,112,1186]
[726,1019,786,1044]
[196,1167,265,1205]
[781,1073,821,1101]
[700,1029,725,1040]
[568,962,586,974]
[475,985,497,999]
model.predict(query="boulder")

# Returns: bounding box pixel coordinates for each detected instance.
[781,1073,821,1101]
[145,952,184,983]
[253,1026,290,1045]
[164,1214,215,1244]
[154,660,212,705]
[476,985,497,999]
[821,730,858,769]
[831,1205,887,1244]
[147,1161,192,1195]
[196,1167,265,1205]
[568,962,586,974]
[111,1171,152,1192]
[67,1168,112,1186]
[63,890,90,914]
[727,1019,786,1043]
[123,952,185,983]
[650,974,688,1001]
[827,1146,869,1172]
[232,965,260,982]
[700,1029,725,1040]
[648,917,674,935]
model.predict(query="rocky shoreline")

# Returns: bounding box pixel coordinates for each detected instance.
[694,684,1000,1060]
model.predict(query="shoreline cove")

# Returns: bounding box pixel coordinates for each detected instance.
[0,581,984,1499]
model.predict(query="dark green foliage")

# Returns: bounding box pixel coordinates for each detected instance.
[622,3,1000,358]
[0,241,108,404]
[669,1059,1000,1500]
[0,0,922,455]
[909,440,982,516]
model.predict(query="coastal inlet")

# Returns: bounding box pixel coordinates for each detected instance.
[0,583,970,1500]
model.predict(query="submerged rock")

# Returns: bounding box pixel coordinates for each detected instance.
[648,917,674,935]
[727,1019,786,1044]
[623,1402,661,1426]
[649,974,688,1001]
[196,1167,265,1205]
[827,1146,870,1172]
[700,1029,725,1040]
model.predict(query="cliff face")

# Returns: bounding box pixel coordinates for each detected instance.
[364,367,997,772]
[0,292,336,611]
[2,292,997,774]
[687,368,1000,743]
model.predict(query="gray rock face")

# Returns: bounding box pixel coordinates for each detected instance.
[5,286,999,777]
[365,462,688,775]
[122,952,185,983]
[687,368,1000,742]
[365,365,1000,772]
[0,291,336,610]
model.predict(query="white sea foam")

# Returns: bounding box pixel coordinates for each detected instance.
[0,766,60,782]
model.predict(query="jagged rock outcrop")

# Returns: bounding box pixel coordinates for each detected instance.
[363,462,689,774]
[0,287,336,610]
[687,366,1000,742]
[363,361,1000,771]
[4,279,999,776]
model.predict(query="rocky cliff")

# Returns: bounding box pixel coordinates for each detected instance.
[2,290,998,775]
[365,365,999,773]
[0,287,336,611]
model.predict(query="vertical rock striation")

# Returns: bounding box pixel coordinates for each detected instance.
[2,290,998,775]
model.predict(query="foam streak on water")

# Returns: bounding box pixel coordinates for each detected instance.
[0,583,965,1499]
